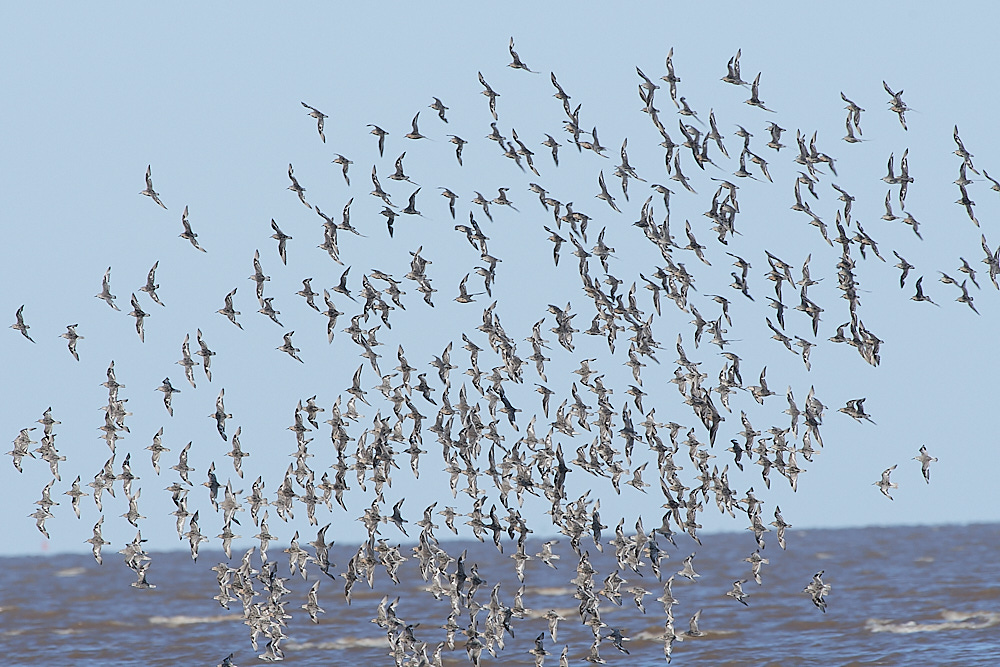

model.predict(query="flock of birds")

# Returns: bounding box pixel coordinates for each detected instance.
[11,37,998,666]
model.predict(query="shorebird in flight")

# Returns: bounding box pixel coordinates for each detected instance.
[217,288,242,329]
[914,446,937,483]
[429,97,448,122]
[332,154,352,185]
[745,72,773,112]
[874,464,898,499]
[10,305,34,343]
[61,324,82,360]
[95,267,120,310]
[726,579,750,606]
[301,101,328,142]
[140,261,165,306]
[507,37,537,73]
[368,124,388,156]
[287,163,312,209]
[448,135,467,165]
[128,294,149,342]
[883,81,910,130]
[180,206,207,252]
[140,165,167,209]
[270,219,292,265]
[478,71,499,120]
[405,112,426,140]
[804,571,831,612]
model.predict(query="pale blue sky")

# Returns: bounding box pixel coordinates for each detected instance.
[2,2,999,557]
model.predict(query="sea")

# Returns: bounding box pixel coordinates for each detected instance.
[1,523,998,666]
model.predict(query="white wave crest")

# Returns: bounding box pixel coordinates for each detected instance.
[148,614,241,627]
[529,587,576,597]
[866,610,1000,634]
[285,637,389,651]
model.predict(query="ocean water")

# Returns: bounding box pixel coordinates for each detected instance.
[1,523,998,666]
